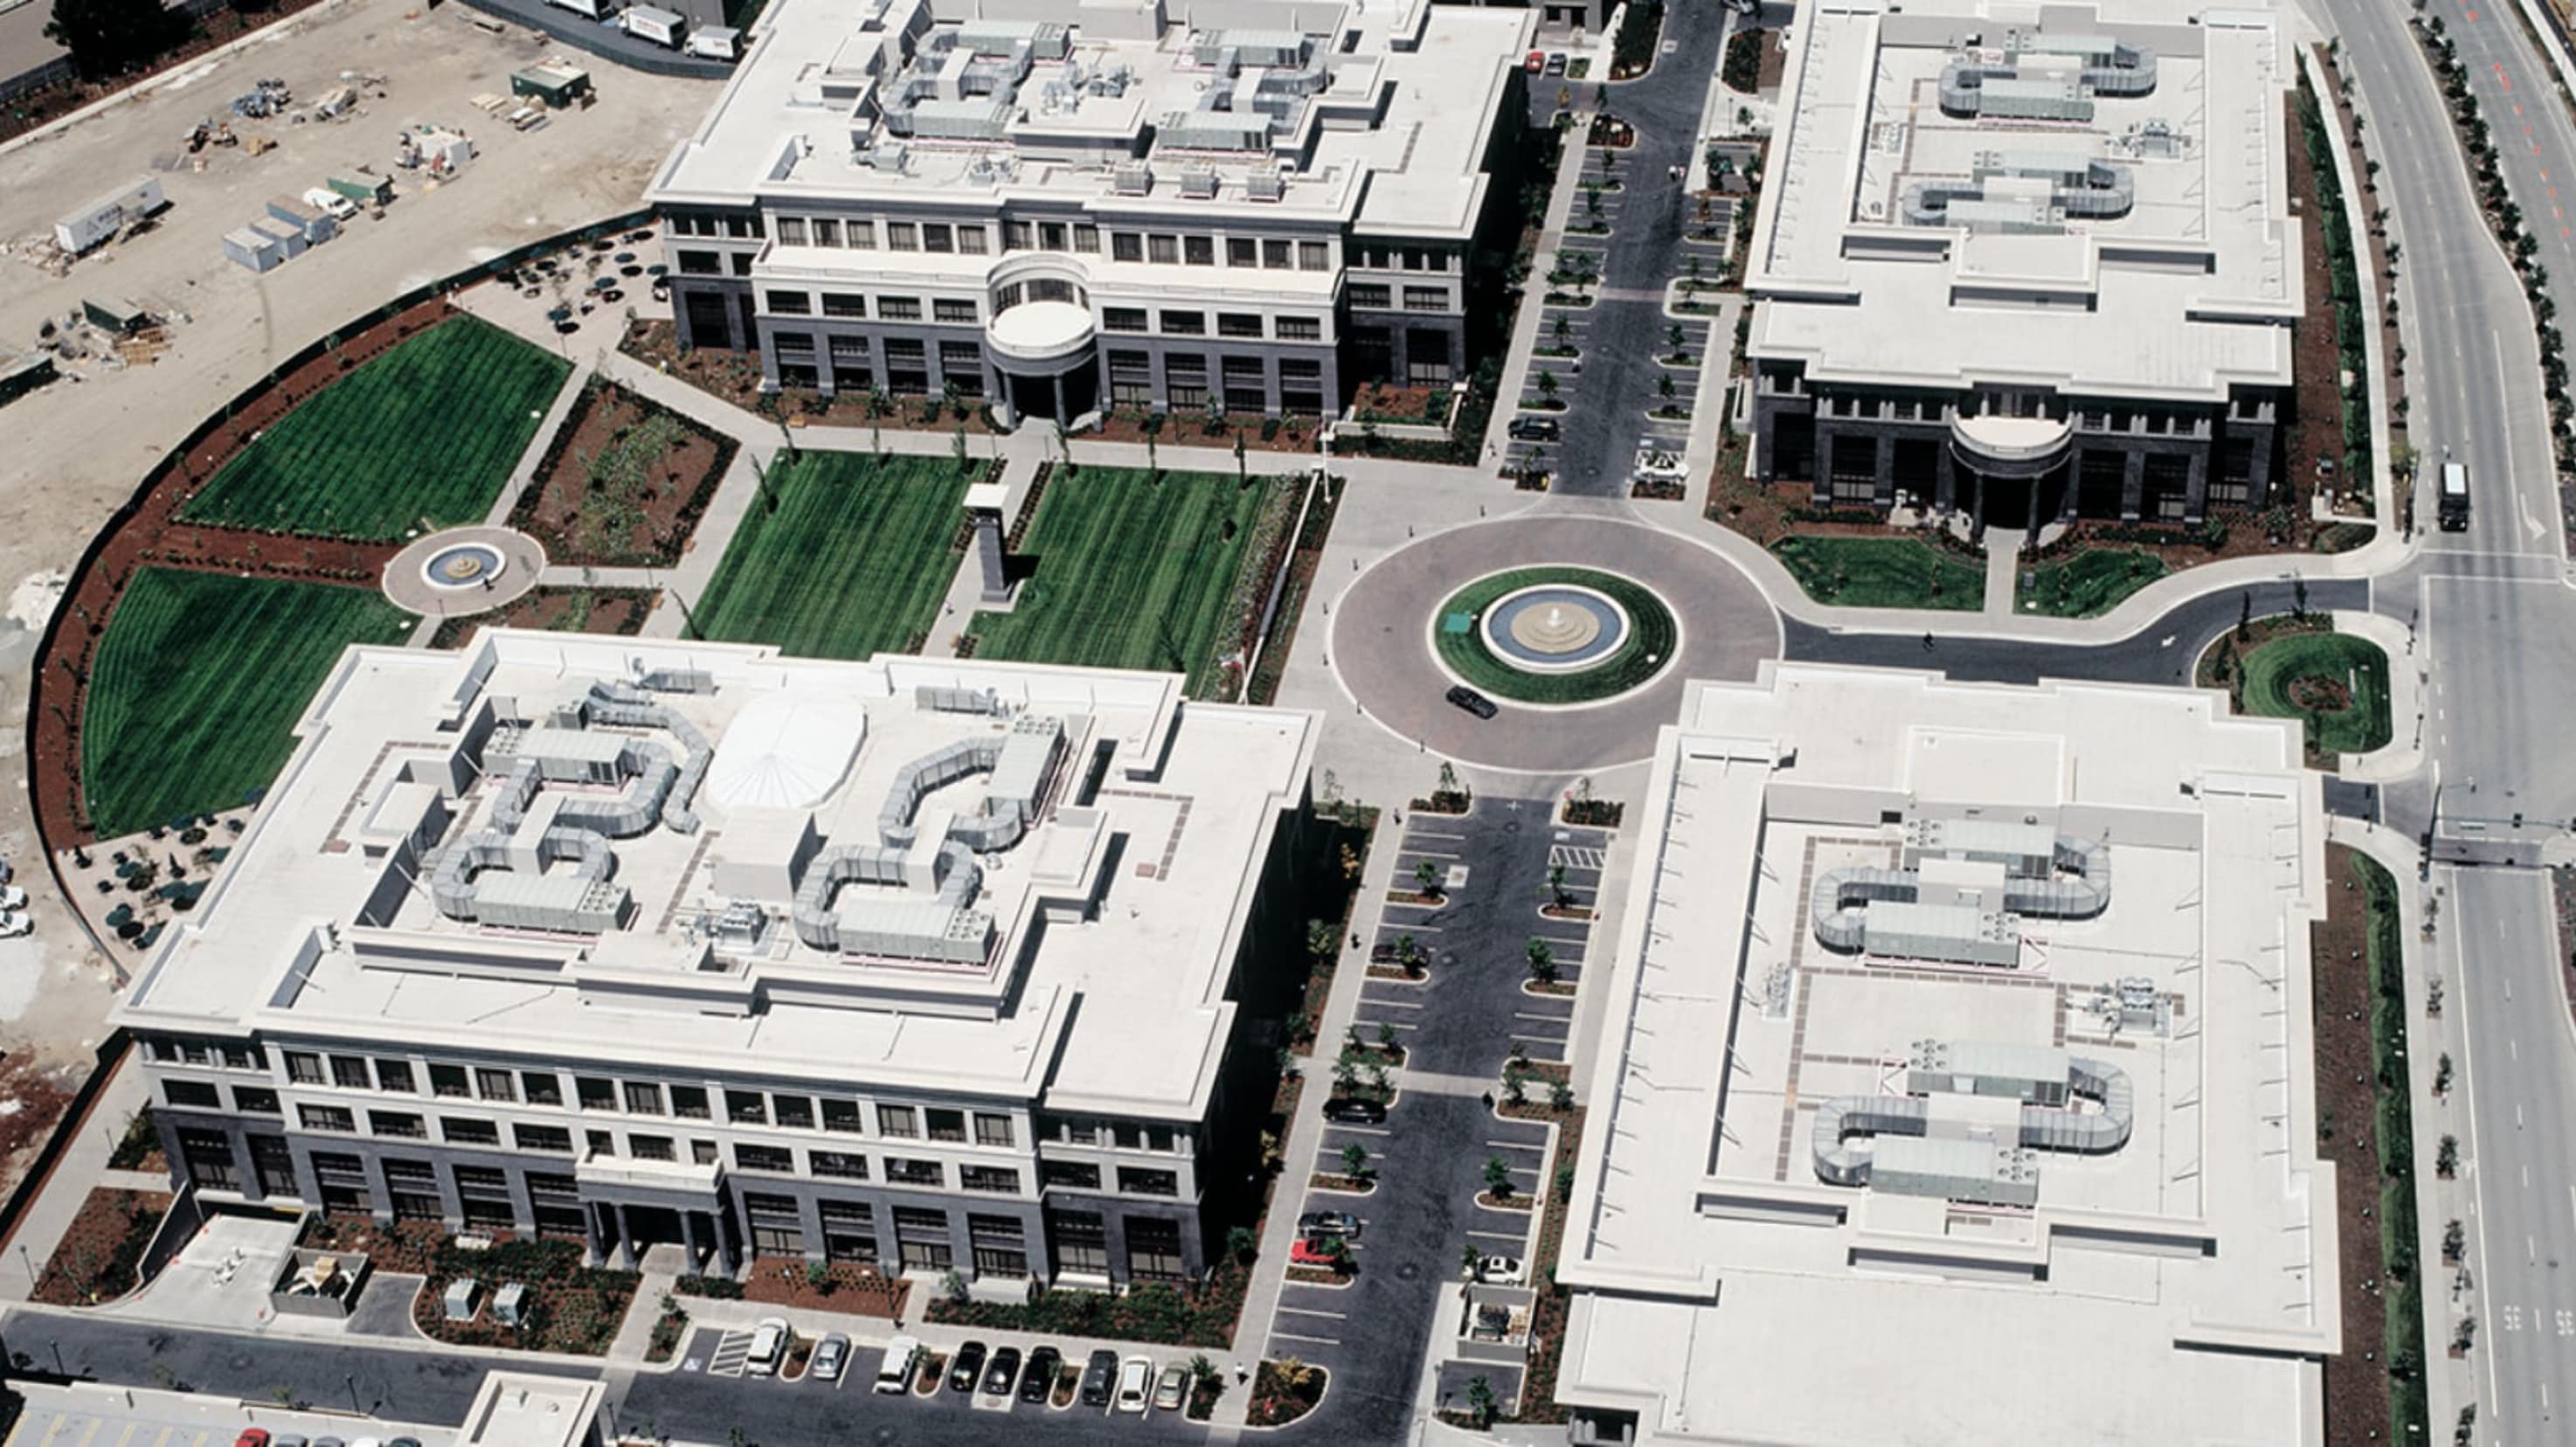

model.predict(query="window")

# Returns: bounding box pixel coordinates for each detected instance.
[961,1166,1021,1194]
[1403,287,1447,312]
[1072,223,1099,253]
[1104,308,1148,334]
[1160,310,1206,336]
[1264,239,1291,269]
[1049,1209,1107,1275]
[622,1082,664,1116]
[894,1206,952,1270]
[725,215,758,239]
[585,1131,614,1158]
[521,1071,560,1107]
[877,297,922,322]
[1111,232,1145,263]
[1148,234,1180,265]
[474,1069,516,1103]
[822,1098,863,1133]
[957,226,989,255]
[822,292,865,319]
[933,298,979,324]
[297,1104,354,1132]
[884,1157,942,1187]
[329,1056,370,1089]
[1039,220,1070,251]
[370,1111,426,1139]
[926,1108,967,1143]
[765,290,812,316]
[430,1064,469,1098]
[1112,1123,1144,1150]
[630,1134,675,1162]
[1185,235,1214,266]
[737,1143,793,1174]
[1042,1160,1101,1189]
[744,1192,803,1255]
[1298,240,1329,270]
[969,1214,1028,1276]
[165,1079,220,1109]
[313,1150,370,1214]
[222,1044,260,1070]
[813,1150,870,1180]
[232,1085,280,1114]
[1004,219,1034,251]
[668,1084,710,1119]
[770,330,814,357]
[727,1090,769,1125]
[813,218,842,247]
[878,1104,918,1138]
[578,1077,615,1111]
[974,1113,1015,1148]
[250,1136,297,1197]
[1219,313,1263,339]
[1127,1215,1187,1281]
[773,1096,815,1131]
[1227,237,1258,267]
[179,1040,208,1065]
[1146,1125,1177,1153]
[886,221,918,252]
[848,219,877,249]
[1108,350,1153,406]
[692,1140,717,1165]
[285,1051,324,1085]
[1166,357,1208,409]
[1058,1118,1101,1146]
[1277,315,1320,341]
[1118,1167,1179,1197]
[1347,283,1390,309]
[775,216,807,246]
[443,1118,500,1146]
[455,1166,512,1229]
[516,1124,572,1153]
[729,253,753,277]
[922,223,954,253]
[1402,247,1425,270]
[676,250,722,275]
[177,1129,238,1190]
[823,1201,878,1263]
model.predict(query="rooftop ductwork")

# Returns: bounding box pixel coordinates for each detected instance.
[427,820,626,934]
[1901,154,2135,230]
[1812,1043,2134,1193]
[578,680,712,834]
[1812,820,2110,958]
[1938,32,2157,120]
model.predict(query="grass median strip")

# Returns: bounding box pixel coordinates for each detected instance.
[695,452,969,660]
[2015,546,2169,618]
[1770,535,1982,611]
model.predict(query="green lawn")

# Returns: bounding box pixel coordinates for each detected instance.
[694,452,969,660]
[1433,567,1677,704]
[965,467,1291,696]
[179,316,571,541]
[2239,630,2392,757]
[83,569,416,837]
[2016,546,2170,618]
[1770,535,1982,610]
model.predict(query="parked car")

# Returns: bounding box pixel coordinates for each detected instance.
[0,885,26,910]
[876,1334,921,1393]
[1524,48,1546,72]
[1507,414,1561,441]
[234,1432,270,1447]
[1115,1355,1153,1413]
[1291,1236,1344,1268]
[1300,1209,1362,1239]
[981,1345,1021,1395]
[1019,1345,1063,1402]
[1444,684,1499,720]
[811,1332,850,1382]
[272,1437,308,1447]
[1324,1095,1388,1125]
[948,1340,988,1393]
[1080,1347,1120,1407]
[1153,1363,1190,1412]
[744,1317,791,1375]
[1476,1255,1527,1285]
[1546,52,1568,75]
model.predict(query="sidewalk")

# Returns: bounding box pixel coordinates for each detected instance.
[1481,109,1604,465]
[921,449,1044,657]
[0,1049,150,1305]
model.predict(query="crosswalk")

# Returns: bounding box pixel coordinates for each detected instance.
[703,1327,752,1377]
[1549,844,1606,871]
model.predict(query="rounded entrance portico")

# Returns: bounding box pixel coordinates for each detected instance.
[987,299,1098,425]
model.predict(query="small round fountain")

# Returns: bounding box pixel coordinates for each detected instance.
[420,541,509,590]
[1483,583,1631,673]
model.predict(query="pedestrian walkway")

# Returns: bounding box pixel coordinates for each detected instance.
[1982,529,2023,614]
[0,1048,148,1305]
[921,449,1044,657]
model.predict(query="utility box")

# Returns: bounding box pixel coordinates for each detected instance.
[81,297,148,335]
[492,1282,528,1326]
[250,216,308,260]
[54,175,168,254]
[443,1277,481,1322]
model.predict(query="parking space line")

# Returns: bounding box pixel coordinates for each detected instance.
[1363,996,1425,1008]
[1466,1228,1527,1242]
[1513,1011,1569,1023]
[1357,1018,1418,1029]
[1485,1139,1547,1150]
[1271,1330,1342,1347]
[1276,1305,1348,1319]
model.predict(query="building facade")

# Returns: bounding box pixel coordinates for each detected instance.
[647,0,1534,426]
[1745,0,2301,530]
[122,635,1319,1291]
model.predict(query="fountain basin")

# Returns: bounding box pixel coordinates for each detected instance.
[1482,584,1631,673]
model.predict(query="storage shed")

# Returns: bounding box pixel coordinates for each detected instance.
[0,352,58,407]
[327,172,396,206]
[510,63,593,109]
[222,225,289,273]
[81,297,149,335]
[251,216,308,260]
[264,195,338,246]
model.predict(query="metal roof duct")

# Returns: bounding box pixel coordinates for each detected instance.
[1812,827,2110,957]
[1811,1045,2134,1192]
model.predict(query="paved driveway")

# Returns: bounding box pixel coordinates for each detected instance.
[1329,516,1778,773]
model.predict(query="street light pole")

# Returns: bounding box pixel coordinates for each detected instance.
[17,1244,32,1289]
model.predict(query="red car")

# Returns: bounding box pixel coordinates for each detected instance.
[1291,1236,1343,1268]
[234,1432,270,1447]
[1525,49,1547,72]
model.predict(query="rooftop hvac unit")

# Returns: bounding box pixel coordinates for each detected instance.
[1181,166,1219,198]
[1113,162,1153,195]
[1247,170,1285,202]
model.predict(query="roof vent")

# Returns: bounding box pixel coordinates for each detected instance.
[1181,166,1219,198]
[1247,170,1285,202]
[1112,161,1153,195]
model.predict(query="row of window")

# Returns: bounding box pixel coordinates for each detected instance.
[1807,390,2224,440]
[765,289,980,325]
[1100,350,1327,411]
[664,208,1460,275]
[143,1037,266,1070]
[1344,283,1453,314]
[1101,308,1323,341]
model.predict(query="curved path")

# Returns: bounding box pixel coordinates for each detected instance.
[1330,514,1778,772]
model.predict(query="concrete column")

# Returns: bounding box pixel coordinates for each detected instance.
[796,1194,828,1265]
[966,481,1011,604]
[2183,448,2211,524]
[2119,449,2146,521]
[1872,431,1897,509]
[1933,441,1959,513]
[1050,372,1067,426]
[585,1200,611,1267]
[681,1209,708,1272]
[610,1201,636,1270]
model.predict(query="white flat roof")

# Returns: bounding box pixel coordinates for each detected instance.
[111,633,1314,1117]
[1554,662,2337,1445]
[1748,0,2301,400]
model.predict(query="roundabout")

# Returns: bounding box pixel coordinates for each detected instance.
[382,525,548,618]
[1332,515,1779,772]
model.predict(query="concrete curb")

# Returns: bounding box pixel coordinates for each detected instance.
[2334,607,2426,783]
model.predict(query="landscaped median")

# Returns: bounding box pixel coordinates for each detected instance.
[1430,566,1677,703]
[2199,613,2392,764]
[1769,534,1982,611]
[2014,545,2169,619]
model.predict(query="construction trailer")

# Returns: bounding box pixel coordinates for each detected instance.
[326,172,396,207]
[684,25,740,59]
[509,63,593,108]
[251,216,308,260]
[620,4,684,48]
[0,353,59,408]
[54,176,170,255]
[81,297,149,335]
[264,195,339,246]
[222,225,289,273]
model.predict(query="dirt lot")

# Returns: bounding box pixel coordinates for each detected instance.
[0,4,714,1081]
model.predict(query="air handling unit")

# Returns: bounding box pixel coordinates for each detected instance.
[1812,813,2111,964]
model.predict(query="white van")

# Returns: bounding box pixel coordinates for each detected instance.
[876,1334,922,1394]
[744,1317,792,1375]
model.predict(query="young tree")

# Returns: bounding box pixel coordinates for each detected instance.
[1226,1225,1258,1262]
[1465,1374,1499,1429]
[1340,1141,1371,1180]
[1376,1021,1401,1056]
[1537,368,1561,405]
[1459,1242,1483,1277]
[1658,370,1679,406]
[1549,1077,1575,1111]
[1666,321,1687,356]
[1526,937,1559,985]
[1482,1156,1514,1199]
[1547,862,1570,908]
[1415,859,1441,897]
[1502,1063,1529,1106]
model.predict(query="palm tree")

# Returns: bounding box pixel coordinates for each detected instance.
[1482,1156,1513,1199]
[1340,1142,1370,1180]
[1536,368,1561,405]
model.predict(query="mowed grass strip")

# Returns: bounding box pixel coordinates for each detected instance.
[2239,629,2392,757]
[180,316,571,541]
[83,569,417,837]
[2016,546,2169,618]
[1769,535,1983,611]
[965,467,1278,695]
[695,452,969,660]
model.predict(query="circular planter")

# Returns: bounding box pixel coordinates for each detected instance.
[1430,565,1679,704]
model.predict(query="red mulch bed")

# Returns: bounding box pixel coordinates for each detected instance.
[2311,842,2394,1447]
[728,1257,909,1316]
[620,320,997,433]
[32,1187,170,1305]
[298,1213,445,1273]
[1091,409,1317,454]
[511,381,734,568]
[429,587,656,650]
[31,299,460,848]
[0,0,338,145]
